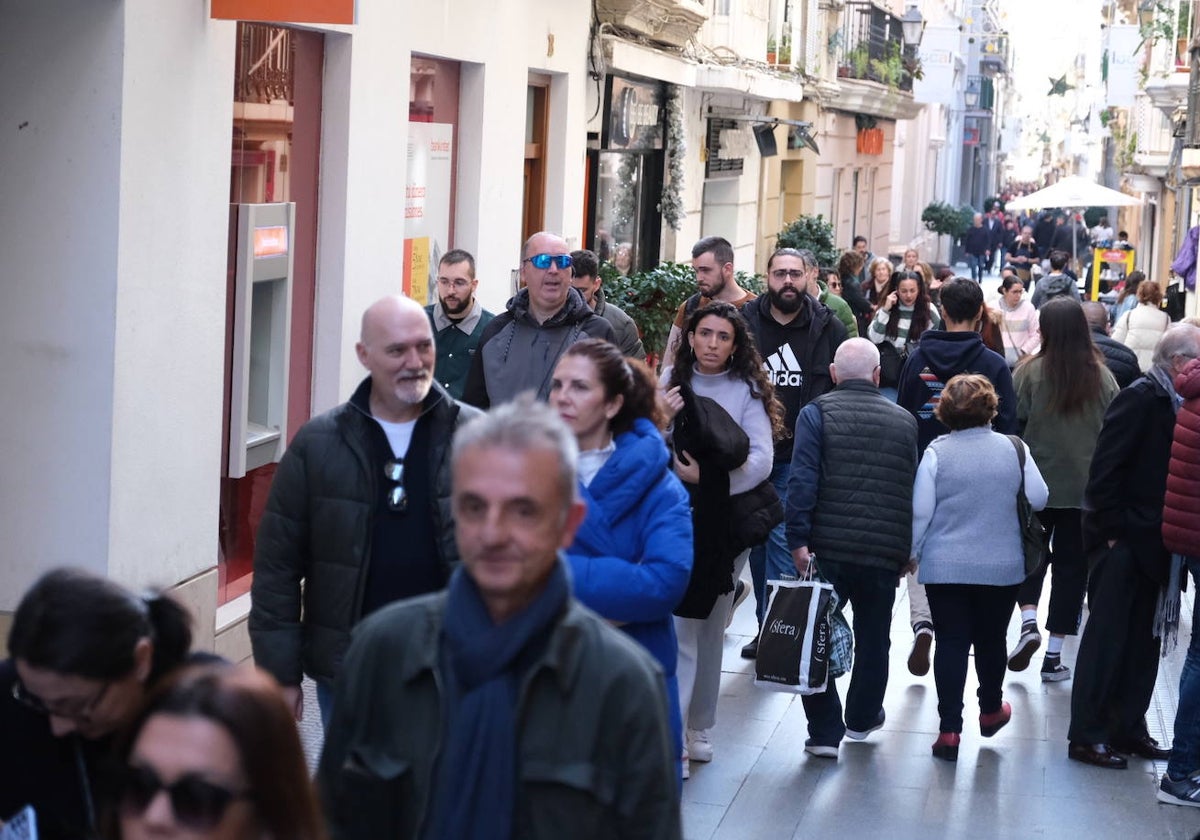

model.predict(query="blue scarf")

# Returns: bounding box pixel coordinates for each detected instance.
[426,561,569,840]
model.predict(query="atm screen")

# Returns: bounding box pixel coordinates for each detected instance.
[253,226,289,258]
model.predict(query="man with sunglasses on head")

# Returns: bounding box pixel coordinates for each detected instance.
[462,232,614,408]
[250,295,480,733]
[426,248,494,400]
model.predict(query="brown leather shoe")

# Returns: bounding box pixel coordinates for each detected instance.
[1112,734,1172,761]
[1068,742,1128,769]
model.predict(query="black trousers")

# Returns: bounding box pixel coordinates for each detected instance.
[1017,508,1087,635]
[926,582,1020,733]
[1068,542,1161,744]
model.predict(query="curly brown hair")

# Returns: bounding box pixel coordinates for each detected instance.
[667,302,786,440]
[935,373,998,430]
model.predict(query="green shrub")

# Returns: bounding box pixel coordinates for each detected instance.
[601,262,697,361]
[774,214,840,267]
[921,201,974,239]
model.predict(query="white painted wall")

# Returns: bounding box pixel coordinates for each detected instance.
[0,2,124,604]
[0,2,236,605]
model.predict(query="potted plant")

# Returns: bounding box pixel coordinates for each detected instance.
[848,43,870,79]
[777,33,792,66]
[600,262,697,367]
[767,36,777,65]
[921,201,973,263]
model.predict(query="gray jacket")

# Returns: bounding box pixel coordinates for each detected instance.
[248,378,480,685]
[594,289,646,360]
[462,287,614,408]
[318,589,681,840]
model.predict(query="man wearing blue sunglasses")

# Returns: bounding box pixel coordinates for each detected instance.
[463,231,613,408]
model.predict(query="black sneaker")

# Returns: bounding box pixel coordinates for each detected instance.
[1158,773,1200,807]
[1040,654,1071,682]
[741,637,758,659]
[1007,621,1041,672]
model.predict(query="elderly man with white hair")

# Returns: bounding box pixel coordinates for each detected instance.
[784,338,920,758]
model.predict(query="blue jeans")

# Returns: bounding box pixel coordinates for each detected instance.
[750,462,792,625]
[966,254,986,282]
[316,679,335,732]
[1168,556,1200,778]
[800,561,898,744]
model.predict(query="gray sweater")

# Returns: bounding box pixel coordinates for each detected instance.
[912,427,1048,586]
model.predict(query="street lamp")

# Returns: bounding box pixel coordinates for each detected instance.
[964,78,981,109]
[1137,0,1156,30]
[901,4,925,49]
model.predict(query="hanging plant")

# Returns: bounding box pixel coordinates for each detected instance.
[658,85,686,231]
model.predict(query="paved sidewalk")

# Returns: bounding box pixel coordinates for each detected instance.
[685,580,1198,839]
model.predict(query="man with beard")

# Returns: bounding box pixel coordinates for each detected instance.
[426,249,494,400]
[250,295,481,730]
[463,231,613,408]
[739,248,847,657]
[660,236,756,370]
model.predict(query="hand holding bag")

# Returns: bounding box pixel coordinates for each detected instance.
[754,571,835,694]
[1007,435,1047,577]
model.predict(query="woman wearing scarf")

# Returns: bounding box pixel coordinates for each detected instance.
[551,339,693,780]
[661,302,780,776]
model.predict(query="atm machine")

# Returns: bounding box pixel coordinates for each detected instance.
[227,202,295,478]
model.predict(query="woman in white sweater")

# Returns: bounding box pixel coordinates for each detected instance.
[996,275,1040,367]
[661,301,779,775]
[1113,280,1170,372]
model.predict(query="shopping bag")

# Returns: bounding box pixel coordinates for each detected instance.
[754,578,835,694]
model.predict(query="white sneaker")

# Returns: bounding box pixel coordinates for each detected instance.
[804,739,839,759]
[1007,621,1041,672]
[687,728,713,763]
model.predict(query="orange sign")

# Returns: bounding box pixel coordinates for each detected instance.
[211,0,353,24]
[1101,249,1128,262]
[253,226,289,258]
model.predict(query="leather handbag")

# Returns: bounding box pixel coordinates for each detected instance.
[876,340,907,387]
[1007,435,1047,576]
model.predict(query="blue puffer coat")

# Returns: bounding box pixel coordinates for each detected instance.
[567,418,693,765]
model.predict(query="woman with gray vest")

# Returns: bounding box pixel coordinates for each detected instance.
[910,374,1048,761]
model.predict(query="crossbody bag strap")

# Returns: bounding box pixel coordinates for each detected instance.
[1006,434,1027,498]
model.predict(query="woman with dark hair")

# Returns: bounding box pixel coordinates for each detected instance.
[867,270,942,397]
[910,374,1048,761]
[660,302,779,772]
[1007,299,1118,681]
[115,663,324,840]
[996,275,1040,368]
[550,338,693,779]
[1,568,199,839]
[1113,279,1171,372]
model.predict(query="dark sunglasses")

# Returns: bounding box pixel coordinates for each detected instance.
[383,459,407,512]
[120,764,249,830]
[523,253,573,270]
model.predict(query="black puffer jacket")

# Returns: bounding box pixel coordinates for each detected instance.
[1092,331,1141,389]
[249,378,480,685]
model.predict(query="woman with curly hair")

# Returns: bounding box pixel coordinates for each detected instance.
[660,301,780,772]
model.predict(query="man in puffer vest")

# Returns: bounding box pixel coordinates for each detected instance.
[785,338,918,758]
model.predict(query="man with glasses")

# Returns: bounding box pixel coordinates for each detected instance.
[463,231,613,408]
[250,295,480,731]
[426,249,494,400]
[738,248,847,659]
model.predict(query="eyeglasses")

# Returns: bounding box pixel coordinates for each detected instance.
[523,253,573,270]
[120,764,250,831]
[771,269,806,281]
[436,277,472,290]
[11,677,110,721]
[383,459,407,512]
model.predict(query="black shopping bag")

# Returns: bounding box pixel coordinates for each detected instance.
[754,578,835,694]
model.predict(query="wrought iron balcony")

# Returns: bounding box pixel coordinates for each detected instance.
[832,1,915,93]
[235,23,293,104]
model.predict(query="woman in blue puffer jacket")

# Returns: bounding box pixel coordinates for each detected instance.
[550,338,694,780]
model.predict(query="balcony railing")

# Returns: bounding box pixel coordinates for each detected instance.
[833,1,914,93]
[235,23,293,104]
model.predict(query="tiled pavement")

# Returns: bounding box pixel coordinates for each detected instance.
[682,581,1198,840]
